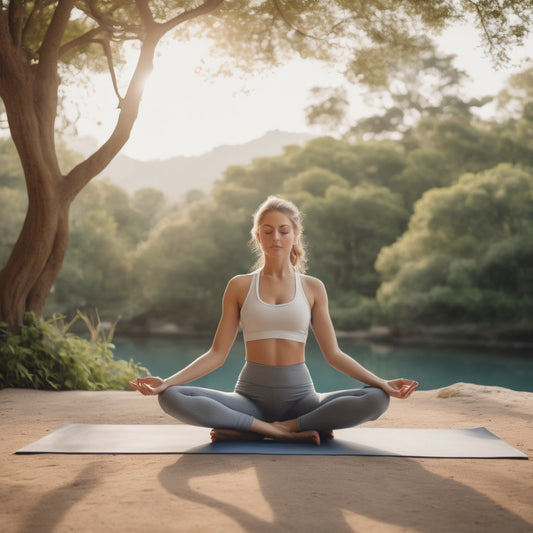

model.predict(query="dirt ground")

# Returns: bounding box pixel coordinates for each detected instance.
[1,383,532,533]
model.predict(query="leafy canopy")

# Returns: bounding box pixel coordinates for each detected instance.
[2,0,531,123]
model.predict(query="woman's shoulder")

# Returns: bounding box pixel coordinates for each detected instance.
[300,273,325,288]
[228,272,255,286]
[226,272,254,299]
[300,274,327,299]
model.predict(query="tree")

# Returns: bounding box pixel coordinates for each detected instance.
[0,0,226,331]
[304,86,349,131]
[0,0,531,331]
[131,187,167,234]
[48,201,132,318]
[132,200,251,330]
[376,164,533,328]
[496,63,533,119]
[282,167,349,197]
[491,64,533,166]
[349,39,493,141]
[44,180,146,318]
[302,184,408,298]
[390,149,454,209]
[307,39,494,144]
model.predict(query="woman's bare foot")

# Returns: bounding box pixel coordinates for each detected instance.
[210,428,264,443]
[214,419,321,446]
[320,430,334,441]
[267,420,321,446]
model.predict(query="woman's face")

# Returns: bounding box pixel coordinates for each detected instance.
[256,210,297,259]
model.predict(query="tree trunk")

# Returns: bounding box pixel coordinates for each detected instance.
[0,179,70,332]
[26,204,71,318]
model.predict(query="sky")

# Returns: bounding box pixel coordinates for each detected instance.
[73,20,532,162]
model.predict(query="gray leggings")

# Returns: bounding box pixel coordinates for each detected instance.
[158,361,389,432]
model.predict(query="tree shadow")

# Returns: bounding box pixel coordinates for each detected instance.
[16,462,103,533]
[159,454,532,532]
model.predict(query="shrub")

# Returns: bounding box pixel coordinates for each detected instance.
[0,311,149,390]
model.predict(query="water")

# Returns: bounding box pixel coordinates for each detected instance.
[113,335,533,393]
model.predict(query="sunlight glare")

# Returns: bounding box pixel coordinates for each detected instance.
[123,39,343,160]
[69,27,532,162]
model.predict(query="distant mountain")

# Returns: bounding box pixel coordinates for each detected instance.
[74,130,315,200]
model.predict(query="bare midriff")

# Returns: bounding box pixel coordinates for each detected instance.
[245,338,306,366]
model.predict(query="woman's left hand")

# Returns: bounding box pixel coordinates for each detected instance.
[129,376,167,395]
[381,378,419,399]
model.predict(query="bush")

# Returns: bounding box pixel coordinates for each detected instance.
[0,311,149,390]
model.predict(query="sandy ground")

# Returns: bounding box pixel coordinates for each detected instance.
[0,383,532,533]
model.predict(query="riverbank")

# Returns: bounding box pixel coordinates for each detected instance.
[114,321,533,351]
[1,383,531,532]
[336,327,533,350]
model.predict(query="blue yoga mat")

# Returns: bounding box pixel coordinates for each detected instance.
[15,424,528,458]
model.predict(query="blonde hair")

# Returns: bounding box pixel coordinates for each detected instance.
[249,196,308,273]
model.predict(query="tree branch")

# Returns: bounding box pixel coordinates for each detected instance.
[469,1,495,54]
[58,26,103,57]
[8,0,25,47]
[0,8,11,60]
[21,0,41,46]
[63,0,223,198]
[38,0,76,69]
[0,6,29,96]
[159,0,224,34]
[135,0,155,28]
[63,34,159,198]
[21,0,53,49]
[273,0,315,40]
[93,37,124,104]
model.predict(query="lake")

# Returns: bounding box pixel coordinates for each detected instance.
[113,335,533,393]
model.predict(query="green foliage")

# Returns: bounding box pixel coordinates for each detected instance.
[8,0,522,154]
[132,200,252,330]
[346,142,407,190]
[421,118,501,173]
[376,164,533,328]
[194,1,494,82]
[302,183,409,299]
[305,87,350,130]
[347,39,476,139]
[496,65,533,118]
[330,296,381,331]
[0,311,149,390]
[391,149,454,208]
[46,183,133,318]
[283,167,349,197]
[44,180,170,319]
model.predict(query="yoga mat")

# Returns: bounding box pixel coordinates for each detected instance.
[15,424,528,458]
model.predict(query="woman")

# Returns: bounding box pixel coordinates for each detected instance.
[130,196,418,445]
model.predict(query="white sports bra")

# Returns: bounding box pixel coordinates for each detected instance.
[240,270,311,344]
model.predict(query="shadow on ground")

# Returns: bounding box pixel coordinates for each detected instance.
[159,454,531,532]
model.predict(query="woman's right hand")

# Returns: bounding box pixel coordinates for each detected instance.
[129,376,168,396]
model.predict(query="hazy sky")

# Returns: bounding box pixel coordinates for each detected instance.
[73,20,532,162]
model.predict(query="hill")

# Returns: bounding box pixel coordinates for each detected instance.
[72,130,315,200]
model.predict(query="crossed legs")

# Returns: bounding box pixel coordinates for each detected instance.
[158,386,322,444]
[158,384,389,445]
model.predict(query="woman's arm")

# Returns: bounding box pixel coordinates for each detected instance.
[308,277,418,399]
[130,277,242,395]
